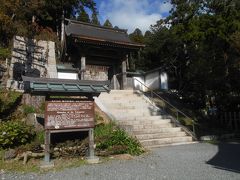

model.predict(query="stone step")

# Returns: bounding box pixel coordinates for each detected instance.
[129,123,173,130]
[107,90,135,94]
[101,99,147,104]
[135,131,187,140]
[140,136,193,147]
[99,94,140,98]
[113,111,161,118]
[98,90,194,148]
[146,141,197,149]
[132,127,182,134]
[100,91,136,96]
[103,102,150,109]
[116,115,170,121]
[117,119,171,125]
[105,104,150,110]
[111,109,156,114]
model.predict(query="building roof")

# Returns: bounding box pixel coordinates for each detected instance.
[65,19,144,49]
[22,76,110,95]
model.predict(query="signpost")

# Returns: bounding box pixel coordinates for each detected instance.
[22,76,110,167]
[43,99,98,167]
[45,100,94,130]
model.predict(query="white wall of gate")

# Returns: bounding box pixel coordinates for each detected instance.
[132,68,168,92]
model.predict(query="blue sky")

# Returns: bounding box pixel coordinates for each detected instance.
[94,0,172,33]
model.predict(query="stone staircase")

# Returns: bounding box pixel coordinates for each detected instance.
[97,90,194,148]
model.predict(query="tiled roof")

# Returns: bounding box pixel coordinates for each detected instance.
[22,76,110,95]
[65,19,144,48]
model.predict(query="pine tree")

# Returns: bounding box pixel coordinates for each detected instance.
[129,28,144,43]
[91,12,100,25]
[103,19,113,28]
[77,9,90,23]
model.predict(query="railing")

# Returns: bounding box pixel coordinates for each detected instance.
[133,78,197,140]
[218,112,240,131]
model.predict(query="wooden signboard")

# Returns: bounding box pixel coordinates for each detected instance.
[45,100,94,130]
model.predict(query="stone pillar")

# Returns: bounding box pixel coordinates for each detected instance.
[113,75,117,90]
[86,128,99,164]
[122,56,127,90]
[81,56,86,80]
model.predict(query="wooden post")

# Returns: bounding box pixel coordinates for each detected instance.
[61,11,65,48]
[220,112,223,126]
[224,112,227,126]
[81,56,86,80]
[228,112,233,130]
[122,56,127,90]
[239,112,240,131]
[234,112,238,130]
[44,130,50,163]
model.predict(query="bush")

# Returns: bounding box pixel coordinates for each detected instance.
[23,105,36,115]
[0,90,22,114]
[0,47,10,59]
[0,121,35,149]
[95,123,144,156]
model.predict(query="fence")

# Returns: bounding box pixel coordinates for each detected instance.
[218,112,240,131]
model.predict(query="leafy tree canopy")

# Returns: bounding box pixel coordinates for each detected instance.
[0,0,97,47]
[136,0,240,111]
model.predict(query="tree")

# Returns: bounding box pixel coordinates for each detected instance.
[91,12,100,25]
[129,28,144,43]
[103,19,113,28]
[144,31,152,39]
[77,8,90,23]
[0,0,97,47]
[139,0,240,111]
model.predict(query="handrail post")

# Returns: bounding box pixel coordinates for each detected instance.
[177,111,179,121]
[192,118,196,138]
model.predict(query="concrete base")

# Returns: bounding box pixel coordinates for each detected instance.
[40,161,54,169]
[86,156,100,164]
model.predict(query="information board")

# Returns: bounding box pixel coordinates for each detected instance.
[45,100,94,130]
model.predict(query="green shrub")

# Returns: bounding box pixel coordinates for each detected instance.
[35,130,45,144]
[95,122,114,137]
[0,121,35,149]
[0,90,22,114]
[95,123,144,155]
[0,47,10,59]
[23,105,36,115]
[39,102,45,113]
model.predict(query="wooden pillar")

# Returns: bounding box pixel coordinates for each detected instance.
[81,56,86,80]
[122,55,127,90]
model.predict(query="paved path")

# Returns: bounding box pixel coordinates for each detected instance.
[3,142,240,180]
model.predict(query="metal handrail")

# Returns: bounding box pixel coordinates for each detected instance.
[133,78,197,139]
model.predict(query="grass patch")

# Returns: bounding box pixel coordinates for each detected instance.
[22,105,36,115]
[0,158,39,173]
[95,122,144,156]
[0,151,87,173]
